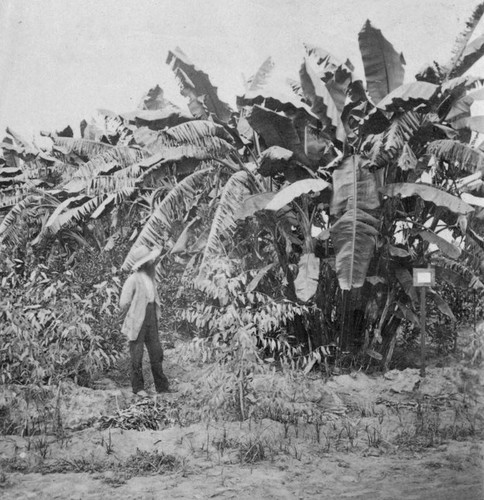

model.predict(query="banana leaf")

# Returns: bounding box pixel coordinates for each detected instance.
[265,178,331,211]
[450,34,484,78]
[441,75,484,93]
[428,289,456,320]
[434,262,484,289]
[259,146,294,177]
[428,140,484,172]
[304,44,355,116]
[300,59,346,142]
[453,116,484,134]
[398,143,418,171]
[304,44,354,76]
[394,267,418,302]
[238,59,317,120]
[377,82,438,111]
[418,230,462,259]
[247,263,275,293]
[330,155,380,215]
[358,20,405,104]
[294,252,320,302]
[330,208,379,290]
[381,183,474,215]
[235,192,276,220]
[246,105,312,166]
[166,47,232,122]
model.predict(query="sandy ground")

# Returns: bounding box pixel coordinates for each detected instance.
[1,346,483,500]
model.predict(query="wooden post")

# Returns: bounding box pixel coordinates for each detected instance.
[413,268,433,378]
[420,286,426,378]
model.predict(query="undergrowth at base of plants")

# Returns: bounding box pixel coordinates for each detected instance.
[0,448,182,478]
[0,254,125,386]
[98,398,187,431]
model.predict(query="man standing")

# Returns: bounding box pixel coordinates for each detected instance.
[119,245,170,397]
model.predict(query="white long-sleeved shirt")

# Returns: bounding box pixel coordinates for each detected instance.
[119,271,161,341]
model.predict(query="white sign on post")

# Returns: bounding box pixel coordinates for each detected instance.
[413,268,435,287]
[412,267,434,378]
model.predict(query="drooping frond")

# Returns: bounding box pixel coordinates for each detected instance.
[0,194,43,243]
[377,82,438,112]
[53,137,134,159]
[112,162,144,181]
[68,147,145,181]
[91,187,136,219]
[164,120,233,145]
[122,167,214,271]
[44,195,105,235]
[133,126,176,151]
[266,178,332,211]
[0,187,30,210]
[428,140,484,173]
[382,182,474,215]
[86,175,139,196]
[368,110,423,169]
[198,170,254,279]
[156,138,234,159]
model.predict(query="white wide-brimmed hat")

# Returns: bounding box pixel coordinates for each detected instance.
[130,245,161,271]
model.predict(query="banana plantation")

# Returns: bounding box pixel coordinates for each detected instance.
[1,3,484,498]
[3,9,484,382]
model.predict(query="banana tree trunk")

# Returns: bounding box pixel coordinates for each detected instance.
[339,288,366,352]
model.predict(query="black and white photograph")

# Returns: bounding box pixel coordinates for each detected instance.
[0,1,483,498]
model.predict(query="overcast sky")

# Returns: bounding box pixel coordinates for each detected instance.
[0,0,482,138]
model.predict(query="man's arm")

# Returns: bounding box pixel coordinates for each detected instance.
[119,274,136,311]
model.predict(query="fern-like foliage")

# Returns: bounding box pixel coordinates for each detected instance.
[198,170,255,280]
[122,167,214,271]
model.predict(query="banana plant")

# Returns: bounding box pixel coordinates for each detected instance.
[228,4,484,362]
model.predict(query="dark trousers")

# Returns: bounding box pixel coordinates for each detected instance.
[129,303,169,393]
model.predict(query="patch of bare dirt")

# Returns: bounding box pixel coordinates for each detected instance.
[1,345,483,500]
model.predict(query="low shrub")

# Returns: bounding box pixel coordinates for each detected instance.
[0,259,124,386]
